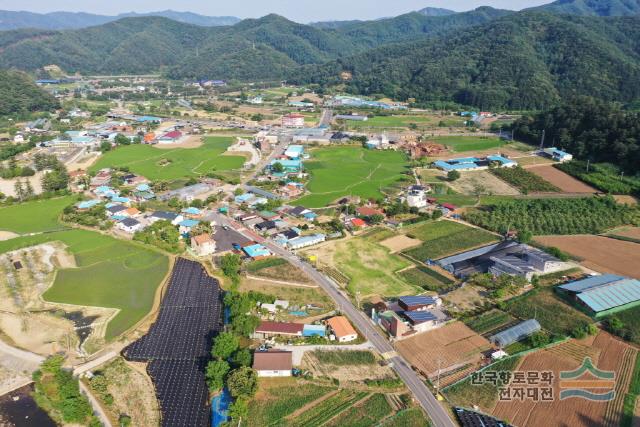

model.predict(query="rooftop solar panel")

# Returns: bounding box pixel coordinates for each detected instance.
[404,311,438,323]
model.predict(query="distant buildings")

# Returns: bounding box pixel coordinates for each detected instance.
[159,183,213,202]
[434,155,517,172]
[282,113,305,128]
[335,114,368,121]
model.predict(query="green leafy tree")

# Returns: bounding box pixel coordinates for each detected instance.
[271,162,285,173]
[212,332,239,360]
[205,360,230,392]
[447,170,460,181]
[227,367,258,399]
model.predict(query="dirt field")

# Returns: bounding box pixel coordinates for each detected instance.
[0,172,45,197]
[492,332,636,427]
[448,170,520,196]
[302,351,396,384]
[0,231,18,241]
[0,244,114,358]
[607,226,640,240]
[534,235,640,279]
[442,284,490,312]
[395,322,491,379]
[527,165,597,193]
[153,135,202,149]
[614,195,638,205]
[379,235,423,253]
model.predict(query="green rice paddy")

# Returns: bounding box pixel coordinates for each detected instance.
[433,136,504,152]
[295,146,409,208]
[90,136,245,181]
[0,196,75,234]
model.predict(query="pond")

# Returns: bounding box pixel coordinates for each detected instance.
[0,384,56,427]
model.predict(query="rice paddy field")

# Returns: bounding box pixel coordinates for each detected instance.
[0,196,75,234]
[295,147,409,208]
[0,229,169,339]
[402,220,499,261]
[90,136,245,181]
[432,136,504,153]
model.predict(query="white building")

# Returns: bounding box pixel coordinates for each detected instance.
[253,351,293,377]
[117,218,143,234]
[191,234,216,256]
[406,185,430,209]
[287,234,326,250]
[282,114,305,128]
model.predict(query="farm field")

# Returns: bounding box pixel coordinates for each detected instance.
[342,114,434,129]
[380,408,430,427]
[447,170,520,196]
[505,287,592,336]
[90,136,245,181]
[0,196,74,234]
[395,321,492,380]
[492,332,636,427]
[432,136,504,153]
[0,229,169,340]
[490,166,559,193]
[378,235,422,253]
[527,165,597,193]
[398,266,455,292]
[464,309,515,335]
[534,235,640,279]
[326,236,419,297]
[605,226,640,242]
[294,147,409,208]
[402,220,498,261]
[323,393,393,427]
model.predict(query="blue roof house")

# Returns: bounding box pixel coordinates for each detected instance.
[243,244,271,259]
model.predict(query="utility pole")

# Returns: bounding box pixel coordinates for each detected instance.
[539,129,545,151]
[586,159,590,173]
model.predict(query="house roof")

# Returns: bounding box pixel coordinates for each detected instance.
[179,219,200,228]
[253,351,293,371]
[243,244,271,258]
[192,234,213,245]
[399,295,438,307]
[326,316,357,339]
[289,206,309,216]
[121,218,140,227]
[403,311,438,325]
[357,206,383,217]
[558,274,626,293]
[351,218,366,227]
[255,321,303,335]
[575,278,640,313]
[152,211,179,220]
[124,208,140,216]
[107,205,127,214]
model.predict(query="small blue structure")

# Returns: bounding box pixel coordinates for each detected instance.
[211,389,231,427]
[235,193,254,204]
[243,244,271,259]
[135,115,162,123]
[110,196,130,204]
[284,145,305,159]
[303,212,317,220]
[136,183,151,192]
[303,324,327,337]
[182,207,201,216]
[269,159,303,174]
[77,200,101,210]
[434,155,516,172]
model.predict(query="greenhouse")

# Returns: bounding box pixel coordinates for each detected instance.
[490,319,541,348]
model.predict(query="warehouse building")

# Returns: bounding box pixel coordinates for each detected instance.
[433,155,516,172]
[557,274,640,318]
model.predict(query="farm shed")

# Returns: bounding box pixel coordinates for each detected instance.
[253,351,293,377]
[490,319,541,348]
[557,274,640,318]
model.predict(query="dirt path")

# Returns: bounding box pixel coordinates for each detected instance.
[244,274,318,288]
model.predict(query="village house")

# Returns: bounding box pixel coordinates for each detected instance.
[282,113,305,128]
[252,351,293,377]
[117,218,143,234]
[326,316,358,342]
[191,234,216,256]
[253,321,304,339]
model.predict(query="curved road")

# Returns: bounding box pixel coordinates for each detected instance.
[210,212,455,427]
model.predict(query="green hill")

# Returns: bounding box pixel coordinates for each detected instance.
[294,12,640,109]
[0,69,58,115]
[532,0,640,16]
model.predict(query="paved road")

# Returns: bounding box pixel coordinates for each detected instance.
[319,108,333,127]
[210,213,455,427]
[242,137,289,184]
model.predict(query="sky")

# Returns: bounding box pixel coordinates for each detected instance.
[2,0,552,22]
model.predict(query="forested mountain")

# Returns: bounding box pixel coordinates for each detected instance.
[293,12,640,109]
[532,0,640,16]
[512,97,640,172]
[418,7,456,16]
[0,70,58,115]
[0,9,239,31]
[0,10,507,80]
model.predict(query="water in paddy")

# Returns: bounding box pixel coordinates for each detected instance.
[0,384,56,427]
[62,310,99,345]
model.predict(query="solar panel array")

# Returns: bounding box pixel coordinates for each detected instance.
[455,407,512,427]
[123,258,223,427]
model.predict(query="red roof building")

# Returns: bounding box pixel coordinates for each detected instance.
[356,206,384,217]
[254,321,304,338]
[351,218,367,228]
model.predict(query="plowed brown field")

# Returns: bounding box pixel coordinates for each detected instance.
[527,165,597,193]
[395,322,491,379]
[492,332,636,427]
[534,235,640,279]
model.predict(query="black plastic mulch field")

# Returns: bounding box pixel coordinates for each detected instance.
[123,258,223,427]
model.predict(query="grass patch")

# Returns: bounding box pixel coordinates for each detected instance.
[246,257,287,273]
[403,222,498,261]
[324,393,393,427]
[404,220,471,242]
[312,350,376,366]
[465,310,514,334]
[332,237,418,297]
[90,136,245,181]
[398,266,454,292]
[0,229,169,339]
[621,353,640,427]
[444,356,520,411]
[247,379,334,426]
[294,146,409,208]
[604,305,640,346]
[491,166,559,193]
[505,287,592,337]
[380,408,429,427]
[0,196,75,233]
[434,136,504,152]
